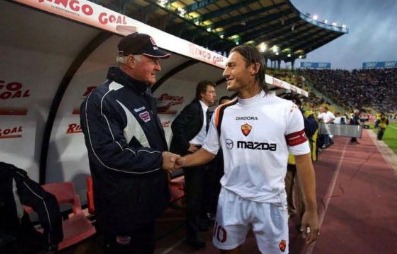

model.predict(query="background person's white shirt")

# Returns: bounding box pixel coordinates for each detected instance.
[334,116,342,124]
[318,111,335,123]
[189,100,209,145]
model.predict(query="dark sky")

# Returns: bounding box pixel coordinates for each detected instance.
[291,0,397,70]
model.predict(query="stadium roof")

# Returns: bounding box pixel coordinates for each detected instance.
[96,0,348,64]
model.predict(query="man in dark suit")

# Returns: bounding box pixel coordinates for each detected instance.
[170,80,217,248]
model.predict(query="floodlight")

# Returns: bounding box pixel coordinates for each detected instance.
[178,8,186,17]
[258,42,267,53]
[158,0,168,7]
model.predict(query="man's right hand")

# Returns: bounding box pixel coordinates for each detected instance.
[162,152,181,172]
[175,156,186,169]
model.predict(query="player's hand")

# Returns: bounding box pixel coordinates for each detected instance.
[175,156,186,169]
[300,210,320,244]
[162,152,180,172]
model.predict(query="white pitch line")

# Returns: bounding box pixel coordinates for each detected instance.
[388,125,397,130]
[161,238,186,254]
[306,139,349,254]
[366,129,397,175]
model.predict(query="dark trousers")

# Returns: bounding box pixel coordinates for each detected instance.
[0,220,44,254]
[285,165,305,219]
[183,165,206,239]
[377,128,386,140]
[204,151,224,215]
[103,222,156,254]
[285,167,297,216]
[323,134,331,146]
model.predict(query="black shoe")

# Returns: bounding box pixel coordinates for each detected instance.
[185,238,206,248]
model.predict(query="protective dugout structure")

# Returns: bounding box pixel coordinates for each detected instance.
[0,0,307,201]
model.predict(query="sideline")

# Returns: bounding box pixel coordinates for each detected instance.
[366,129,397,175]
[161,238,185,254]
[306,138,349,254]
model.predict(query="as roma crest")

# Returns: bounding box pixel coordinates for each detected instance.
[279,239,287,252]
[241,123,252,136]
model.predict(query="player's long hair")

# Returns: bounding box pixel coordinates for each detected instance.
[230,45,268,92]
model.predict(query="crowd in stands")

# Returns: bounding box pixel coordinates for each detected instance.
[296,68,397,114]
[268,69,335,106]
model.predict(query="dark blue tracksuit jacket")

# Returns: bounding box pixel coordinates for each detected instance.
[0,162,63,250]
[80,67,169,234]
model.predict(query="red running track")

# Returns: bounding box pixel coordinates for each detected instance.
[154,129,397,254]
[290,129,397,254]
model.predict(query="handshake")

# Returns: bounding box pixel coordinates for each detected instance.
[161,151,184,172]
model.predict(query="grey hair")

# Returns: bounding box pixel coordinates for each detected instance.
[116,54,142,64]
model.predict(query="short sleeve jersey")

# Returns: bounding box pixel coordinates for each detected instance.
[203,91,309,203]
[318,111,335,123]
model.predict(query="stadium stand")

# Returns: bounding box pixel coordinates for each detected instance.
[92,0,348,68]
[297,69,397,114]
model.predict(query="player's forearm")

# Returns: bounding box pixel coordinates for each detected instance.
[295,154,318,212]
[178,148,215,167]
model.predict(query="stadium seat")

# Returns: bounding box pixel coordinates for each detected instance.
[25,182,96,251]
[168,170,185,208]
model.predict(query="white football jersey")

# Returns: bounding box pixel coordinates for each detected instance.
[203,91,309,203]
